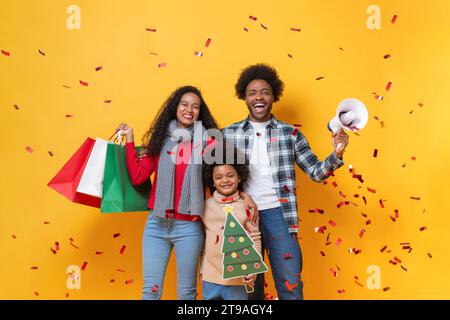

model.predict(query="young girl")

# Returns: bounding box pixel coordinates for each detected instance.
[117,86,257,300]
[201,146,262,300]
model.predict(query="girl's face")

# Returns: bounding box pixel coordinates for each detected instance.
[176,92,201,128]
[212,165,240,196]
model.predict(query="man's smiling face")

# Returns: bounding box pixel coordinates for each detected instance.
[245,79,274,122]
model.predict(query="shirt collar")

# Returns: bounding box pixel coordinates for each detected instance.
[212,190,241,204]
[242,114,279,131]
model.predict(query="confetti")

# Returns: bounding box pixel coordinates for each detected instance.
[70,242,79,249]
[283,253,293,259]
[119,245,126,254]
[362,196,367,205]
[383,287,391,292]
[332,181,338,188]
[394,209,399,218]
[365,219,371,225]
[152,285,159,293]
[308,208,324,214]
[279,198,288,203]
[337,201,344,208]
[81,262,88,271]
[125,279,134,285]
[113,233,121,238]
[243,27,249,32]
[260,24,268,30]
[48,151,54,157]
[338,191,346,198]
[384,54,391,59]
[290,28,301,32]
[367,188,376,194]
[418,102,424,107]
[13,104,19,110]
[65,114,74,118]
[288,53,293,59]
[314,226,327,233]
[65,293,70,298]
[419,226,427,232]
[328,220,337,227]
[79,80,89,87]
[337,289,346,294]
[316,76,324,81]
[34,292,39,296]
[292,127,299,136]
[380,245,387,253]
[43,221,51,224]
[158,62,167,68]
[205,38,212,47]
[374,94,384,100]
[31,266,38,270]
[330,268,337,278]
[335,238,343,246]
[358,229,365,238]
[410,196,421,200]
[38,49,46,56]
[386,82,392,91]
[62,85,71,89]
[148,52,158,55]
[427,253,433,258]
[95,252,104,255]
[110,279,115,283]
[284,280,298,292]
[320,251,326,256]
[391,15,398,24]
[146,28,157,32]
[95,66,103,71]
[25,146,34,154]
[411,156,416,161]
[373,149,378,157]
[117,269,125,272]
[55,242,60,251]
[379,199,385,208]
[249,15,257,21]
[50,248,57,255]
[194,51,203,57]
[1,49,10,56]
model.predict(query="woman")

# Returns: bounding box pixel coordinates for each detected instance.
[118,85,256,300]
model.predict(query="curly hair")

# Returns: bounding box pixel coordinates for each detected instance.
[203,142,249,194]
[141,86,218,156]
[235,63,285,102]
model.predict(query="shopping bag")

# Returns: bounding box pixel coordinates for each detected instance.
[76,138,108,198]
[100,143,151,213]
[47,137,101,208]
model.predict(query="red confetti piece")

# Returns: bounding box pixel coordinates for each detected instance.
[249,15,257,21]
[427,253,433,258]
[158,62,167,68]
[355,279,364,287]
[358,229,365,238]
[394,209,399,218]
[117,269,125,272]
[43,221,51,224]
[320,251,326,256]
[353,174,364,183]
[373,149,378,157]
[328,220,337,227]
[110,279,115,283]
[65,293,70,298]
[367,188,376,193]
[279,198,288,203]
[148,52,158,55]
[380,245,387,253]
[308,208,324,214]
[335,238,343,246]
[362,196,367,205]
[419,226,427,231]
[290,28,301,32]
[384,54,391,59]
[330,268,337,278]
[383,287,391,292]
[391,15,398,24]
[31,266,38,270]
[120,245,126,254]
[65,114,74,118]
[221,196,234,202]
[125,279,134,285]
[13,104,19,110]
[81,262,88,271]
[245,209,251,218]
[337,289,346,294]
[50,248,57,255]
[284,280,298,292]
[194,51,203,57]
[389,259,397,265]
[338,191,346,198]
[113,233,121,238]
[25,146,34,154]
[62,85,71,89]
[70,242,79,249]
[95,252,103,255]
[214,235,219,244]
[386,82,392,91]
[332,181,338,188]
[34,292,39,296]
[374,95,384,100]
[265,293,274,300]
[283,253,293,259]
[146,28,157,32]
[48,151,54,157]
[205,38,212,47]
[365,220,371,225]
[1,49,10,56]
[337,201,344,208]
[243,27,249,32]
[152,285,159,293]
[55,242,60,251]
[379,199,384,208]
[292,127,299,136]
[411,156,416,161]
[260,24,268,30]
[316,76,324,81]
[394,257,402,263]
[79,80,88,87]
[314,226,327,233]
[38,49,46,56]
[288,53,293,59]
[410,196,421,200]
[418,102,424,107]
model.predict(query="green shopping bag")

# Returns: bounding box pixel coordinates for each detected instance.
[101,143,151,213]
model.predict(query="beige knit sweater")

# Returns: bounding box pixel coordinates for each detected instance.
[200,191,262,286]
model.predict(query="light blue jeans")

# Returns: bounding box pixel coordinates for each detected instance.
[202,281,248,300]
[142,213,204,300]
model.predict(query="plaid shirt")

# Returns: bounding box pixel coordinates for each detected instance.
[223,115,344,233]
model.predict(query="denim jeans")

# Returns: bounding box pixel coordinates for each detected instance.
[142,213,204,300]
[202,281,248,300]
[255,207,303,300]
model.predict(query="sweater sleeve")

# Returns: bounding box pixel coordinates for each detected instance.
[244,220,262,255]
[125,142,156,186]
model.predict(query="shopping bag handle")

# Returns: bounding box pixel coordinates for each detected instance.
[108,129,125,145]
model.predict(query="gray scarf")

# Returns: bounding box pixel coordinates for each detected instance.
[152,119,205,218]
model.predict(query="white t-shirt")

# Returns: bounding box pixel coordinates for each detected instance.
[244,120,280,211]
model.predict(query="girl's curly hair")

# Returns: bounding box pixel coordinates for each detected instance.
[141,86,218,156]
[203,142,249,194]
[235,63,285,102]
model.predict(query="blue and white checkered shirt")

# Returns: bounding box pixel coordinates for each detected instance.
[223,115,344,233]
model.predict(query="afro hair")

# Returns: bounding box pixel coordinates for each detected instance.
[235,63,285,102]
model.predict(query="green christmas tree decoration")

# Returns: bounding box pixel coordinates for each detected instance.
[221,205,268,280]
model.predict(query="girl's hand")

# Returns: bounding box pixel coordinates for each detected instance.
[242,274,256,286]
[117,123,134,142]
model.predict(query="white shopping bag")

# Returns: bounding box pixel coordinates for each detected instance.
[76,138,109,198]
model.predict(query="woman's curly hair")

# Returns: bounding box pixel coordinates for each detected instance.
[235,63,285,102]
[203,141,249,194]
[141,86,218,156]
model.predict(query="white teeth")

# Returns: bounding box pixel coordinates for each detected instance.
[254,103,265,107]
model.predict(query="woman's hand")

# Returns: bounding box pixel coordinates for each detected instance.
[240,191,259,225]
[117,123,134,142]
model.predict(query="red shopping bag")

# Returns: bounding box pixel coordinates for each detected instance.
[47,137,101,208]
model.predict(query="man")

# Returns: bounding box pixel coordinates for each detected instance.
[223,63,349,300]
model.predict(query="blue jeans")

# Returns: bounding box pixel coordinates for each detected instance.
[202,281,248,300]
[258,207,303,300]
[142,213,204,300]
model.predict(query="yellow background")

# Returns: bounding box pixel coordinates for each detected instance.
[1,0,450,299]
